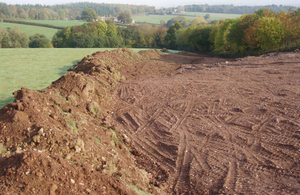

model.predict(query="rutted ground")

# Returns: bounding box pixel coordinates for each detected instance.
[0,49,300,194]
[113,52,300,194]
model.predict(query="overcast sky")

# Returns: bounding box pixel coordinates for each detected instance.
[1,0,299,8]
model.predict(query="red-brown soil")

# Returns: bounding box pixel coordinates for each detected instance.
[1,49,300,194]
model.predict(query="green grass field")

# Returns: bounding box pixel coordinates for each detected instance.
[132,14,196,24]
[183,12,242,20]
[132,12,242,24]
[0,22,58,39]
[0,48,170,109]
[24,20,85,27]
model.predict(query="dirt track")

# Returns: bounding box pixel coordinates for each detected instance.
[113,52,300,194]
[0,50,300,194]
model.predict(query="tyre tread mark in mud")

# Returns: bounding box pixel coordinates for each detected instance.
[113,59,300,194]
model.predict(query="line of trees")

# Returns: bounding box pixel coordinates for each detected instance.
[51,20,122,48]
[0,2,297,21]
[115,8,300,54]
[167,8,300,54]
[0,26,51,48]
[2,8,299,56]
[50,19,169,48]
[0,2,154,20]
[182,4,296,14]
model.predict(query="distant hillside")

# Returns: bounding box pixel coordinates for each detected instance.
[0,2,297,21]
[0,2,155,20]
[182,4,297,14]
[152,4,297,15]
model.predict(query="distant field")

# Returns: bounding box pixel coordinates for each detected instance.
[0,22,58,39]
[183,12,242,20]
[132,14,196,24]
[132,12,242,24]
[24,20,85,27]
[0,48,170,108]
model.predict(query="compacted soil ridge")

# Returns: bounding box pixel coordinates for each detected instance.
[0,49,300,194]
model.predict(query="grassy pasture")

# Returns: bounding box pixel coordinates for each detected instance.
[132,12,242,24]
[0,48,170,109]
[0,22,58,39]
[183,12,242,20]
[24,20,85,27]
[132,14,195,24]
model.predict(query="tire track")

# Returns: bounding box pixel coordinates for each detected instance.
[113,53,300,194]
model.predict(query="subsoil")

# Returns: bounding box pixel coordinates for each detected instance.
[0,49,300,194]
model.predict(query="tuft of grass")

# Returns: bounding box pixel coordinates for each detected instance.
[56,93,68,102]
[70,119,78,134]
[113,71,122,81]
[93,107,100,117]
[129,185,150,195]
[0,143,7,154]
[110,128,121,147]
[95,137,100,143]
[108,160,118,175]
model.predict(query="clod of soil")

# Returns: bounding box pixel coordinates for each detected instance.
[1,49,300,194]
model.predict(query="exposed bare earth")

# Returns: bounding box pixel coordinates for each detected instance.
[0,49,300,194]
[113,52,300,194]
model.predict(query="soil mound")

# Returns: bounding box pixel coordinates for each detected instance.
[0,48,162,195]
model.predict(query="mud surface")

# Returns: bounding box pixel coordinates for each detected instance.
[113,52,300,194]
[0,49,300,194]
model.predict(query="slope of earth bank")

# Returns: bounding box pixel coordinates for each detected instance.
[0,48,163,195]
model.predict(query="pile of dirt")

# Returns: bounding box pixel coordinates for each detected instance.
[0,48,162,195]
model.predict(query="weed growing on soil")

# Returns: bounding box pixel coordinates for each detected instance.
[113,72,123,81]
[108,161,118,175]
[93,107,100,117]
[70,119,78,134]
[0,143,7,154]
[129,185,150,195]
[55,104,70,115]
[106,128,122,148]
[56,93,68,102]
[110,128,120,146]
[95,137,100,143]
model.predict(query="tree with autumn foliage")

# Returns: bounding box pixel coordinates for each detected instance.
[255,17,285,51]
[171,8,300,54]
[117,12,132,24]
[165,22,183,49]
[281,8,300,48]
[81,8,98,22]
